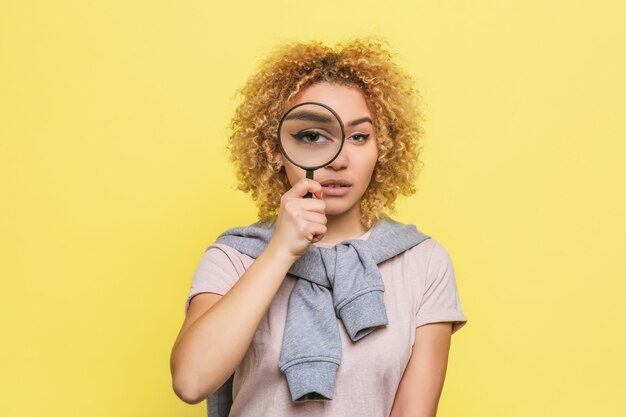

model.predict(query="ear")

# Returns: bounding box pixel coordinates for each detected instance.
[273,150,283,164]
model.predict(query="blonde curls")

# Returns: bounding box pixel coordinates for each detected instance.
[226,36,424,229]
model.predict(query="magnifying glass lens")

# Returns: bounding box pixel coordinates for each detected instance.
[279,103,343,168]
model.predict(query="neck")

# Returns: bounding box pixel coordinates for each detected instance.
[317,202,369,245]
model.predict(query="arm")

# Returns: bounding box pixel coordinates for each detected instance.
[389,322,453,417]
[170,242,298,404]
[170,179,327,404]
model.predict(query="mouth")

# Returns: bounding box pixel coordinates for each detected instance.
[320,179,352,187]
[320,182,352,196]
[322,184,351,188]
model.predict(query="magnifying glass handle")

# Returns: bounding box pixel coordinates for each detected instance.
[304,169,314,199]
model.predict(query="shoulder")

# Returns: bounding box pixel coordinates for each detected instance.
[202,241,255,272]
[379,217,450,265]
[401,235,451,266]
[204,242,245,259]
[391,236,458,289]
[377,234,449,281]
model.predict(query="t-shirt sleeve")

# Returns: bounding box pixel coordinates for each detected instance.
[184,244,241,315]
[414,240,468,334]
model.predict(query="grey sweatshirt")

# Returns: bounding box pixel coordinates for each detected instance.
[206,214,430,415]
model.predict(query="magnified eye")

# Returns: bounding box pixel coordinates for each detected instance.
[291,130,329,144]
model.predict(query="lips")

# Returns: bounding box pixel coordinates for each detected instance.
[320,179,351,197]
[320,179,352,187]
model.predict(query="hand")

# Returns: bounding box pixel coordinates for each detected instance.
[269,178,327,260]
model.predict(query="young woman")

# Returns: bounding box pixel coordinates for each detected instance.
[170,37,468,417]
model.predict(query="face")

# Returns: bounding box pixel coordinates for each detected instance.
[274,82,379,217]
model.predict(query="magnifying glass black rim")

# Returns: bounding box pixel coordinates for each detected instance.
[277,101,346,171]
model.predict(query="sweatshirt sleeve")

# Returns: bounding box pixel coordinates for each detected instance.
[184,244,242,315]
[414,240,468,334]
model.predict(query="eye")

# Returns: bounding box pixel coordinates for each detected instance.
[291,130,329,144]
[349,133,370,143]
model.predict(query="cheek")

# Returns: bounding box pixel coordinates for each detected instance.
[352,153,378,190]
[284,164,304,186]
[364,145,379,173]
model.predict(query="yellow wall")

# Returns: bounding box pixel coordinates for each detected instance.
[1,1,624,416]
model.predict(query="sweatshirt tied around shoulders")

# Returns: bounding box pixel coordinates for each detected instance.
[213,214,431,402]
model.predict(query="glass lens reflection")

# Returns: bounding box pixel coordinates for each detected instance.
[279,104,343,168]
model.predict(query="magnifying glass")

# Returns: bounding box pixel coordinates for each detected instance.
[277,102,345,198]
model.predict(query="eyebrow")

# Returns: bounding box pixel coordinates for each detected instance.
[284,110,333,124]
[347,117,373,127]
[284,111,373,127]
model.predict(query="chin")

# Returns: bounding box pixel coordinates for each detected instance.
[322,200,357,215]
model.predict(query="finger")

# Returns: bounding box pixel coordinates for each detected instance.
[284,178,322,199]
[299,211,327,225]
[291,198,326,214]
[307,223,327,243]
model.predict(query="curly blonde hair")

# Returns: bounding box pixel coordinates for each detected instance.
[226,36,424,229]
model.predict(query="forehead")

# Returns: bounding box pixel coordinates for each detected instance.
[289,82,372,122]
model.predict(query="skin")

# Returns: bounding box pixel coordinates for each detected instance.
[171,81,455,414]
[389,322,453,417]
[274,81,379,245]
[274,82,454,416]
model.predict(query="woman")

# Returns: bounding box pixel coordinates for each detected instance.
[170,37,468,417]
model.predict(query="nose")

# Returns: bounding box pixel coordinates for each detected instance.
[324,143,349,171]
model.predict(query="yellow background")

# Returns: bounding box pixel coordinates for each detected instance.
[1,1,624,416]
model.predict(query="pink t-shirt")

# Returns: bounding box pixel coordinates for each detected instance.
[185,227,468,417]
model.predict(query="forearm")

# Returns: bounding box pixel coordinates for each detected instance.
[171,242,297,403]
[390,382,444,417]
[398,379,445,417]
